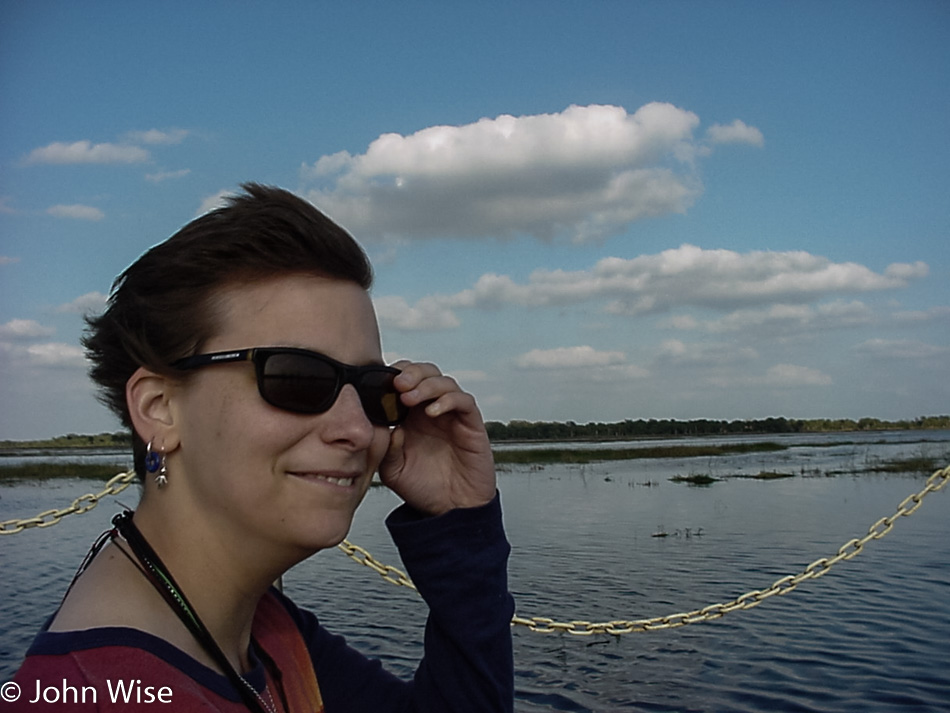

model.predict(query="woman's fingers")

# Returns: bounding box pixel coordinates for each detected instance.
[394,362,476,416]
[381,360,495,514]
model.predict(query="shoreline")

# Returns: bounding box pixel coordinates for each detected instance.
[3,435,948,482]
[3,417,949,453]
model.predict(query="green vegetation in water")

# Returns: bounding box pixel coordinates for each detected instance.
[669,471,796,485]
[828,453,947,476]
[670,473,719,485]
[493,441,787,465]
[740,471,796,480]
[0,432,131,451]
[0,462,128,482]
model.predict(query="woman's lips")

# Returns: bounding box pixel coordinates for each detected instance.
[289,471,361,488]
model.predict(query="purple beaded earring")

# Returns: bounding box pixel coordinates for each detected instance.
[145,439,168,488]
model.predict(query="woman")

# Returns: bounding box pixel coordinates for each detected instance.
[12,184,514,712]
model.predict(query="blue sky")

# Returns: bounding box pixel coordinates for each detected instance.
[1,0,948,439]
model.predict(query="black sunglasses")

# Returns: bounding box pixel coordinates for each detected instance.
[173,347,407,426]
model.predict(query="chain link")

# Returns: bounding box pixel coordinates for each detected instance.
[0,470,138,534]
[3,465,948,635]
[508,465,949,635]
[336,540,418,590]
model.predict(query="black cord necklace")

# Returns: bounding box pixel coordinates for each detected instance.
[110,511,283,713]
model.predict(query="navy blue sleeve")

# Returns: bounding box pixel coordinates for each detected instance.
[288,492,514,713]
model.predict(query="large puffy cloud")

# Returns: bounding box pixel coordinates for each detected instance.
[303,103,753,243]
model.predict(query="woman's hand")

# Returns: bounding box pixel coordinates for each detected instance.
[377,361,496,516]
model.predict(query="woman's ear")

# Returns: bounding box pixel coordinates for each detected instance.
[126,367,181,452]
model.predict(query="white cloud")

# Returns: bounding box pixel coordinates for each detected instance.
[892,305,950,323]
[25,128,189,167]
[708,363,833,388]
[703,300,875,334]
[0,319,55,340]
[47,204,105,221]
[124,128,189,145]
[0,320,85,369]
[854,338,950,360]
[706,119,765,147]
[666,314,700,330]
[196,189,232,215]
[884,261,929,280]
[657,339,758,366]
[23,342,87,368]
[0,196,16,215]
[379,247,926,338]
[448,369,489,384]
[57,291,108,315]
[0,255,20,266]
[145,168,191,183]
[303,103,733,243]
[374,295,461,331]
[764,363,833,386]
[515,345,627,369]
[442,245,924,316]
[26,140,149,164]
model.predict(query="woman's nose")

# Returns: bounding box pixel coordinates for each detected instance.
[320,383,376,448]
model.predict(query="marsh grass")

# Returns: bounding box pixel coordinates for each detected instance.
[742,471,797,480]
[670,474,719,485]
[839,454,946,475]
[493,441,787,465]
[0,462,125,482]
[2,443,945,482]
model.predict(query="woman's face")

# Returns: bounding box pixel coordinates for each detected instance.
[171,274,392,557]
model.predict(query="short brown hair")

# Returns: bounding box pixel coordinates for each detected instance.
[83,183,373,477]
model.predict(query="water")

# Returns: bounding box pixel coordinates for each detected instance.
[2,432,949,711]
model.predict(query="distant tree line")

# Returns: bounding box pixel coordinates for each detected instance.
[484,416,950,442]
[3,416,950,449]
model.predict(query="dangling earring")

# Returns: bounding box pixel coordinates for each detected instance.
[145,439,168,488]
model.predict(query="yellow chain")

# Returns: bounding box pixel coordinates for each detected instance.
[3,465,948,635]
[0,470,138,534]
[338,466,950,634]
[336,541,418,590]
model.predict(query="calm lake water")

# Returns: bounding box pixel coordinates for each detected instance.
[2,431,949,711]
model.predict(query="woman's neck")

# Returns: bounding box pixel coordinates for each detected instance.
[129,499,296,672]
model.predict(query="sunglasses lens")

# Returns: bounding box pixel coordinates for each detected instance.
[260,352,338,413]
[358,370,407,426]
[260,351,406,425]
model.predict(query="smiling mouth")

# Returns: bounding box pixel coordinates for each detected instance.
[290,472,361,488]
